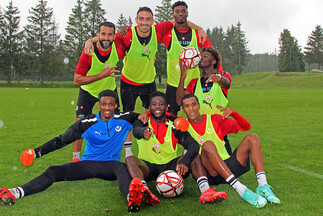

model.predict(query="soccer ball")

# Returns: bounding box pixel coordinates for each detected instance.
[179,47,201,68]
[156,170,184,198]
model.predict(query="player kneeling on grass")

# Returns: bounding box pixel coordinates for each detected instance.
[126,91,227,205]
[181,94,280,208]
[0,90,147,213]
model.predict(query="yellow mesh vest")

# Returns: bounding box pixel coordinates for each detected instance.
[166,28,199,88]
[187,115,230,160]
[194,77,229,114]
[81,42,119,98]
[137,120,179,164]
[121,26,157,83]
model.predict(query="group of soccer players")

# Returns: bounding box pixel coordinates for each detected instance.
[0,1,280,213]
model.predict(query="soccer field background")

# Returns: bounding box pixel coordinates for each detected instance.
[0,72,322,215]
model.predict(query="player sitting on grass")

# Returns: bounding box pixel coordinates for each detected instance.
[0,90,152,213]
[181,94,280,208]
[127,91,227,204]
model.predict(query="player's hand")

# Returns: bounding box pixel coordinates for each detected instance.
[20,149,36,166]
[138,113,149,124]
[176,164,188,176]
[179,59,189,79]
[143,127,154,139]
[99,65,120,79]
[198,29,207,45]
[206,74,221,83]
[174,117,189,132]
[119,25,129,37]
[84,39,94,56]
[216,105,232,119]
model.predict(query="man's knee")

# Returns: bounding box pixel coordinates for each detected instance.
[202,141,218,154]
[246,133,260,147]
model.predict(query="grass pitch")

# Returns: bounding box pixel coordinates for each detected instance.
[0,72,322,215]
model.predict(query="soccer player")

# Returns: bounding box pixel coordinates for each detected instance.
[72,21,123,162]
[160,1,224,116]
[181,94,281,208]
[0,90,149,213]
[177,46,233,154]
[126,91,227,204]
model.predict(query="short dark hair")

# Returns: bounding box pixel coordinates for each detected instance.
[137,6,153,16]
[149,91,167,105]
[201,47,222,69]
[98,90,117,104]
[181,94,199,106]
[172,1,188,11]
[98,22,116,34]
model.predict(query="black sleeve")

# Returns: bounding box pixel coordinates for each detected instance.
[34,114,96,157]
[173,129,200,168]
[115,111,140,125]
[132,119,148,139]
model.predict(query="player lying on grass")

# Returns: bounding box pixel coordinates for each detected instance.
[181,94,281,208]
[0,90,153,213]
[126,91,227,206]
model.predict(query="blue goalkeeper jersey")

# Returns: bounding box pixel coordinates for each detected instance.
[80,113,133,161]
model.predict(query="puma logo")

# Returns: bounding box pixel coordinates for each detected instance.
[202,99,214,109]
[141,51,151,60]
[95,131,101,136]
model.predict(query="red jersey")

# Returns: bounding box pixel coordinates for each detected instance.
[75,42,125,76]
[189,112,251,141]
[185,72,232,96]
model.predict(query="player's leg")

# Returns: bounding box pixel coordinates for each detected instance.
[113,88,121,114]
[236,133,280,204]
[1,161,94,206]
[166,85,180,116]
[191,155,227,204]
[139,81,157,112]
[201,140,267,208]
[125,156,160,205]
[73,88,98,162]
[120,80,138,112]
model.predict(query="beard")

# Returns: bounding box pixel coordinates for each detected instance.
[151,110,166,121]
[100,40,112,49]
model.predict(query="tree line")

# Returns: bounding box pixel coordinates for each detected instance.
[0,0,322,84]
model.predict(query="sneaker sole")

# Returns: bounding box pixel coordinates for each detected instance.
[0,198,15,206]
[143,191,160,205]
[128,180,144,213]
[199,194,227,204]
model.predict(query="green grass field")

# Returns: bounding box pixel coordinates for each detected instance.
[0,72,322,215]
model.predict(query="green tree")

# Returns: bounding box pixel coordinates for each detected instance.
[278,29,305,72]
[116,13,127,31]
[84,0,106,37]
[223,24,236,73]
[128,16,133,27]
[0,6,6,80]
[25,0,54,84]
[154,0,172,84]
[304,25,323,70]
[2,0,23,83]
[207,26,226,59]
[64,0,87,72]
[232,22,249,74]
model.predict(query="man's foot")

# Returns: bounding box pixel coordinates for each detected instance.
[142,187,160,205]
[0,188,15,206]
[71,158,80,163]
[199,188,227,204]
[241,188,267,208]
[256,184,280,204]
[128,178,144,212]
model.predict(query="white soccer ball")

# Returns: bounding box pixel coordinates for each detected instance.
[179,47,201,68]
[156,170,184,198]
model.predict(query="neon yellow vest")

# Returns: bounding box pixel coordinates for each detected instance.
[122,26,157,83]
[166,28,199,88]
[194,77,229,115]
[137,120,179,164]
[187,115,230,160]
[81,43,119,98]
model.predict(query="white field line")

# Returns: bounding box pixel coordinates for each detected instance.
[282,164,323,180]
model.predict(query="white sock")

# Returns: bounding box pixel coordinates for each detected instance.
[226,174,247,196]
[124,142,133,158]
[73,152,80,159]
[197,176,210,193]
[141,180,148,189]
[9,187,24,199]
[256,171,268,187]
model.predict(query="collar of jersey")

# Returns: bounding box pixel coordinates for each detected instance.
[96,112,115,124]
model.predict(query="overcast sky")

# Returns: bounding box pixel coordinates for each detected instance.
[0,0,322,54]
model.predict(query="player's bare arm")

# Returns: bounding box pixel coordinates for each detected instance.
[73,66,120,86]
[176,59,190,106]
[206,74,231,88]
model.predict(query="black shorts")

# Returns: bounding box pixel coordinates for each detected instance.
[166,85,180,114]
[207,148,250,185]
[120,80,156,112]
[76,88,120,118]
[143,157,190,181]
